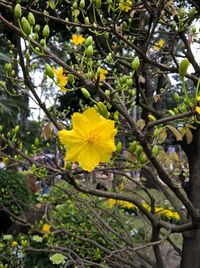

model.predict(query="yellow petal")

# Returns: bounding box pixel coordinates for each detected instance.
[77,143,100,172]
[58,129,82,146]
[83,108,101,127]
[195,106,200,114]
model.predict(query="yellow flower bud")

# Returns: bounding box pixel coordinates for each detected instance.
[116,141,123,153]
[80,0,85,9]
[129,141,137,153]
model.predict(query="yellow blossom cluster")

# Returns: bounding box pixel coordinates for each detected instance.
[119,0,133,12]
[107,199,180,222]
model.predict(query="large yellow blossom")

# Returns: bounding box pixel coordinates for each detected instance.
[119,0,133,12]
[71,34,85,46]
[58,108,117,172]
[53,67,68,91]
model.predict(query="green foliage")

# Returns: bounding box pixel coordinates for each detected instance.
[0,170,36,214]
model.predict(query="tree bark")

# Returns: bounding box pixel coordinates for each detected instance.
[180,126,200,268]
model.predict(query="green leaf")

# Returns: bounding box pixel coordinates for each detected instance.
[166,125,182,141]
[185,127,193,144]
[158,128,167,144]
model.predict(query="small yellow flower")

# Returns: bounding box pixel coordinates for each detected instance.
[71,34,85,46]
[52,67,68,91]
[58,107,117,172]
[11,241,18,247]
[42,223,51,233]
[154,38,165,51]
[195,106,200,114]
[98,68,108,81]
[119,0,133,12]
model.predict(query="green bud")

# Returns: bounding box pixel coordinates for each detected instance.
[126,78,133,87]
[73,2,78,9]
[0,81,6,89]
[168,109,175,116]
[14,125,20,133]
[80,0,85,9]
[45,64,54,78]
[148,114,156,122]
[40,39,46,46]
[21,17,31,35]
[81,87,91,99]
[140,154,147,164]
[131,56,140,71]
[116,141,122,153]
[178,7,185,19]
[122,21,128,29]
[153,128,159,139]
[28,12,35,26]
[34,138,39,146]
[152,145,159,156]
[97,102,108,118]
[85,45,94,57]
[105,90,110,96]
[43,25,50,38]
[34,24,40,33]
[68,74,74,83]
[174,108,179,115]
[0,125,3,132]
[129,141,137,153]
[84,17,90,25]
[173,92,180,103]
[104,32,109,40]
[5,63,12,72]
[85,36,93,47]
[14,4,22,18]
[11,70,15,77]
[107,0,113,5]
[136,146,143,157]
[95,0,101,9]
[179,58,190,77]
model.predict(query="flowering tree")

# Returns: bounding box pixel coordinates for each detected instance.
[0,0,200,267]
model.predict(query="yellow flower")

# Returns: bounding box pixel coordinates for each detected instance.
[58,107,117,172]
[42,223,51,233]
[154,39,165,51]
[11,241,18,247]
[71,34,85,46]
[107,198,117,208]
[195,106,200,114]
[52,67,68,91]
[98,68,108,81]
[119,0,133,12]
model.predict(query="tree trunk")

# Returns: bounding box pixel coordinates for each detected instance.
[180,126,200,268]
